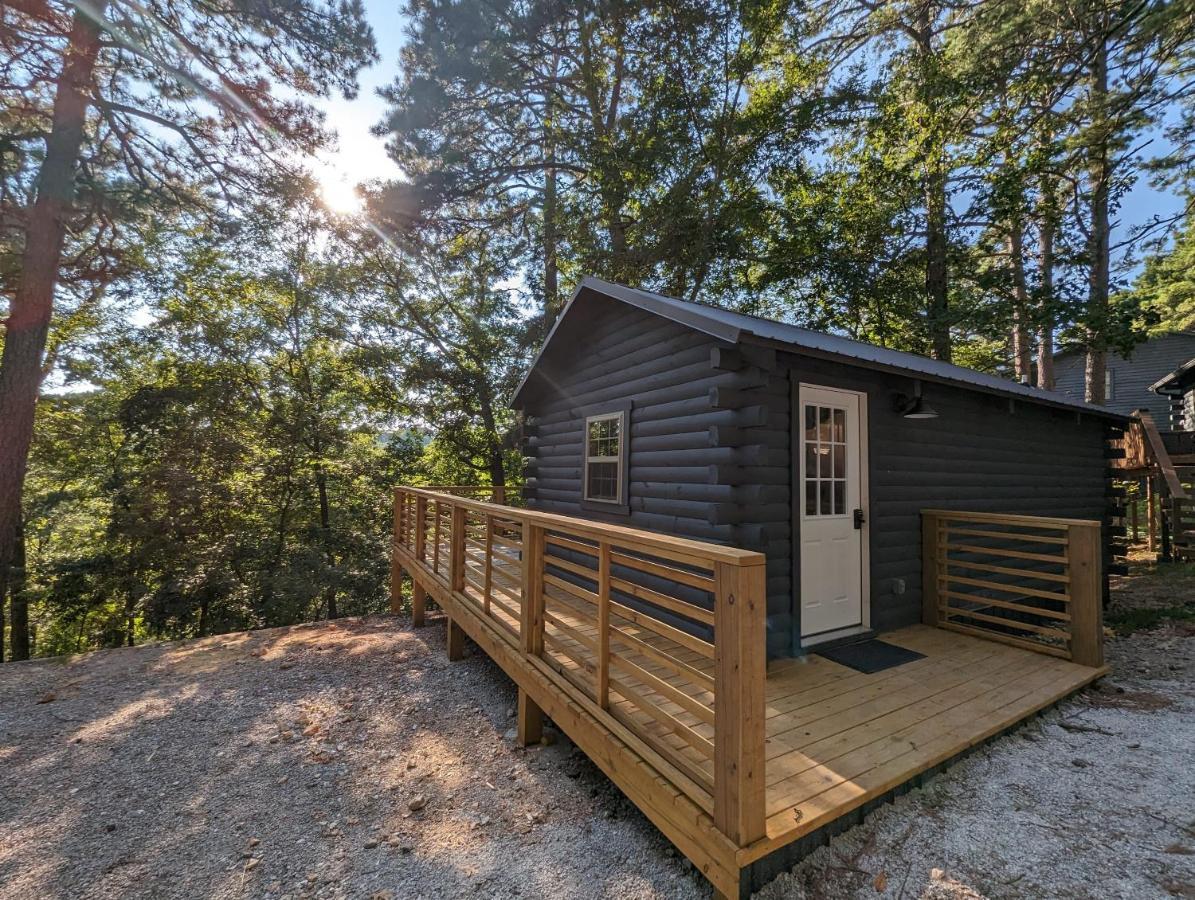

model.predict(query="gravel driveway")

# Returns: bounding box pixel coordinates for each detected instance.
[1,613,1191,900]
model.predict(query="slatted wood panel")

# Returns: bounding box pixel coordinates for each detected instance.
[922,510,1104,667]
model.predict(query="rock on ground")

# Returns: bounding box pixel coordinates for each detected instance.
[0,611,1191,899]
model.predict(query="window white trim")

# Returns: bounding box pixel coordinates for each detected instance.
[583,411,625,505]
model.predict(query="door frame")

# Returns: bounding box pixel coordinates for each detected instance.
[791,381,872,651]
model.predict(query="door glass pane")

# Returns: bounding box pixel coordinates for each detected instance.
[803,399,853,518]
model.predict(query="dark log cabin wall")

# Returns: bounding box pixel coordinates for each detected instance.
[518,290,1114,658]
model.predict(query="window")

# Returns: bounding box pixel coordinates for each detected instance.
[584,412,624,504]
[803,403,847,517]
[1105,369,1115,401]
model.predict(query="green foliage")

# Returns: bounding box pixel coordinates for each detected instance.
[1139,213,1195,334]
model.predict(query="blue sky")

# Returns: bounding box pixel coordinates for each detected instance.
[318,1,1186,272]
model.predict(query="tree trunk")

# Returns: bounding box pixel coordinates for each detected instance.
[1084,32,1110,406]
[314,458,338,620]
[925,164,951,362]
[1008,226,1032,383]
[476,382,506,489]
[8,511,29,661]
[0,5,105,586]
[1036,190,1057,390]
[911,5,950,363]
[542,52,560,326]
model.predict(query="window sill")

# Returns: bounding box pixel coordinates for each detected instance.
[581,498,631,517]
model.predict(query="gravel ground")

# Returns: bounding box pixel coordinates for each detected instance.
[1,606,1192,899]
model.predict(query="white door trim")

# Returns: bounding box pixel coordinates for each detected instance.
[795,383,871,641]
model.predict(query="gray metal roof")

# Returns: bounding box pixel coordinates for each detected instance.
[1150,357,1195,393]
[512,276,1128,421]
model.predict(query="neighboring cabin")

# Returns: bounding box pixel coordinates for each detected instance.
[1053,331,1195,425]
[513,277,1126,658]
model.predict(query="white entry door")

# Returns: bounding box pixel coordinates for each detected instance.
[798,384,866,638]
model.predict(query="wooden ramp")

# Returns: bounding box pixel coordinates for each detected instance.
[390,487,1107,897]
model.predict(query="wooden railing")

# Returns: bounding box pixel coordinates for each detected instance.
[417,484,515,505]
[390,485,768,846]
[922,510,1103,667]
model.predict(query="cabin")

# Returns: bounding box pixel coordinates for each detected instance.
[1152,358,1195,431]
[513,277,1125,657]
[389,276,1124,898]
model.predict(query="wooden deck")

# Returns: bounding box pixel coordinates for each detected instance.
[390,487,1107,897]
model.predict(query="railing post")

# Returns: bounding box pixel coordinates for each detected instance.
[415,496,428,562]
[713,558,766,847]
[521,523,545,657]
[921,511,940,627]
[1068,523,1104,667]
[450,504,467,593]
[597,542,611,709]
[412,495,428,627]
[483,514,493,615]
[494,484,506,506]
[390,489,404,614]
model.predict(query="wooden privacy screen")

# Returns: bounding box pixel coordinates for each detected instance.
[921,510,1104,667]
[391,486,768,846]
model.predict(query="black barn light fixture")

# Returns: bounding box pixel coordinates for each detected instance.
[893,380,939,419]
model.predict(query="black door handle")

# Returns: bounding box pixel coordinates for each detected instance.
[853,508,865,529]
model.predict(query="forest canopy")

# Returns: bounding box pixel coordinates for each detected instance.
[1,0,1192,659]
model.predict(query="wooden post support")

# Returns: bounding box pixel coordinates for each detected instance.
[1067,523,1104,668]
[389,563,404,615]
[1131,482,1139,542]
[446,616,465,661]
[411,579,427,627]
[1147,476,1157,553]
[450,504,467,593]
[521,523,545,657]
[494,484,506,506]
[712,558,767,847]
[921,511,940,627]
[597,542,611,709]
[1163,497,1173,562]
[516,686,543,747]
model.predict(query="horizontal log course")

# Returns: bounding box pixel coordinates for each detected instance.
[636,407,770,438]
[710,345,777,373]
[708,425,786,447]
[708,504,790,526]
[708,465,790,486]
[710,386,765,410]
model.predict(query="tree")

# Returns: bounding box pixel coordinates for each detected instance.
[378,0,818,335]
[1137,210,1195,333]
[0,0,377,637]
[354,207,528,488]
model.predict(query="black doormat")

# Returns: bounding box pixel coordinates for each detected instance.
[814,639,926,674]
